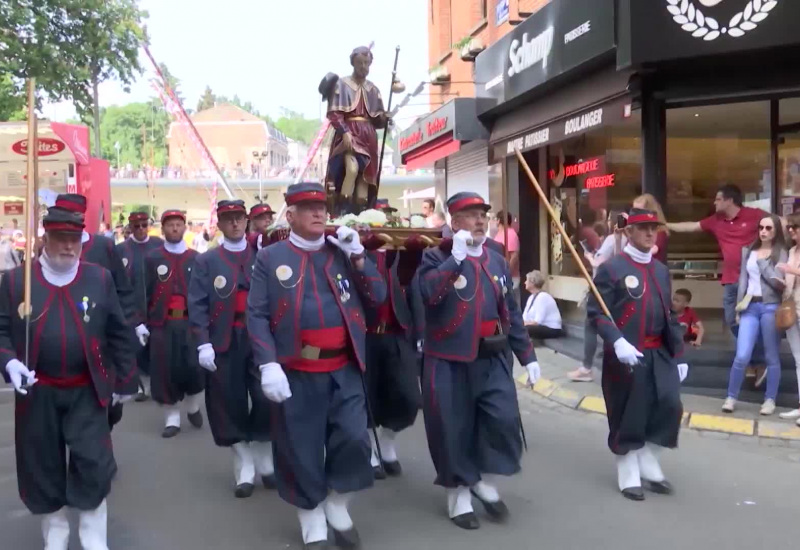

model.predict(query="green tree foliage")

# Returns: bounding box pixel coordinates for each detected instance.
[0,75,26,121]
[100,102,169,168]
[196,86,216,112]
[0,0,147,122]
[273,108,322,145]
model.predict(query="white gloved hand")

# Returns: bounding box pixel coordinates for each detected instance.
[260,363,292,403]
[613,338,643,367]
[452,230,471,263]
[416,340,423,353]
[677,363,689,383]
[524,361,541,386]
[135,324,150,347]
[327,226,365,257]
[5,359,37,395]
[197,343,217,372]
[112,393,133,406]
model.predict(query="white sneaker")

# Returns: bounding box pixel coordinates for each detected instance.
[760,399,776,416]
[779,408,800,419]
[722,397,736,413]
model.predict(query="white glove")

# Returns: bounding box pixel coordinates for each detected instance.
[197,343,217,372]
[416,340,423,353]
[5,359,37,395]
[112,393,133,406]
[260,363,292,403]
[327,226,365,257]
[613,338,643,367]
[452,230,471,263]
[135,324,150,347]
[524,361,541,386]
[677,363,689,383]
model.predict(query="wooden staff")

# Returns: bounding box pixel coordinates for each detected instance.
[513,148,615,321]
[23,79,39,366]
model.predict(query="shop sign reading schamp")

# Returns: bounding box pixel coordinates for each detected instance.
[507,26,554,77]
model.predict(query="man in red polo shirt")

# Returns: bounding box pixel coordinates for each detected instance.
[667,184,770,349]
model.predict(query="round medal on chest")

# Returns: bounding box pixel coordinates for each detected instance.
[157,265,168,276]
[454,275,467,290]
[214,275,227,289]
[624,275,639,290]
[276,265,293,282]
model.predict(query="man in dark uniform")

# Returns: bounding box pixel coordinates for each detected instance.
[587,208,688,501]
[417,192,540,530]
[247,182,386,549]
[362,199,422,479]
[139,209,204,438]
[248,202,275,251]
[0,207,138,550]
[53,193,136,429]
[188,199,274,498]
[118,211,164,402]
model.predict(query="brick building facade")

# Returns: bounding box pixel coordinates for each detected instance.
[427,0,550,109]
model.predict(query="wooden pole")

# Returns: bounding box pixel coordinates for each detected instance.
[23,79,39,366]
[513,148,614,320]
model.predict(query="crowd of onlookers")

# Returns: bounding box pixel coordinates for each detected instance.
[111,164,434,181]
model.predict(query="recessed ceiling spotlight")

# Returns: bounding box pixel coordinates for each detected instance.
[694,113,700,117]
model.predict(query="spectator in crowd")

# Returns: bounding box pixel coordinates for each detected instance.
[777,212,800,422]
[0,224,20,273]
[722,214,786,416]
[494,211,520,288]
[673,288,704,346]
[632,194,669,263]
[522,270,563,339]
[183,221,195,248]
[422,199,435,219]
[192,223,210,253]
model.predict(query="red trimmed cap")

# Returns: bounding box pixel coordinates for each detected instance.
[160,209,186,224]
[128,211,149,223]
[375,198,397,212]
[43,207,84,233]
[626,208,663,226]
[446,192,490,214]
[250,203,275,217]
[55,193,87,214]
[217,200,247,215]
[285,182,327,206]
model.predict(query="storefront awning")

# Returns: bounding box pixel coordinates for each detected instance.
[403,135,461,170]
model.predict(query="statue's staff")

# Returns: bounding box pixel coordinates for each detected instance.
[22,79,39,370]
[374,46,401,202]
[513,148,616,323]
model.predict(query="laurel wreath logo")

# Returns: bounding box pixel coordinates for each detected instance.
[666,0,779,41]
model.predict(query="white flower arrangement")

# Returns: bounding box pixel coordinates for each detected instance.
[409,215,427,228]
[329,213,361,227]
[356,209,388,227]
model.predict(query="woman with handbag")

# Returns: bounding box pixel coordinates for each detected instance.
[722,214,787,416]
[776,212,800,423]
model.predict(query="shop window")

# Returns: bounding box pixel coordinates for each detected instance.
[666,101,771,267]
[779,97,800,126]
[547,110,642,277]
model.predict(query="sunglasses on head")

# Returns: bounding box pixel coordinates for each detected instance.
[758,225,774,231]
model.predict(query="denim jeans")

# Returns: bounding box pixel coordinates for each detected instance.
[726,301,782,401]
[723,283,764,364]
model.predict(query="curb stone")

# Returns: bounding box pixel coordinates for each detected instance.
[517,377,800,444]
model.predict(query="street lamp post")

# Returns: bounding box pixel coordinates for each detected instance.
[114,141,121,172]
[252,150,268,202]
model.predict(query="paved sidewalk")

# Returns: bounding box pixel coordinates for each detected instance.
[517,347,800,444]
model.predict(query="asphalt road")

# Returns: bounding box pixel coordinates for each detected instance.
[0,388,798,549]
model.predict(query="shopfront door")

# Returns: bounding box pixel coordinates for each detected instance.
[777,98,800,214]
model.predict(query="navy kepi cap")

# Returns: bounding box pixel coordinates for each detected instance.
[217,199,247,215]
[161,209,186,224]
[55,193,87,214]
[285,182,327,206]
[446,192,490,214]
[375,198,397,212]
[250,203,275,217]
[129,211,149,223]
[626,208,663,226]
[43,207,85,233]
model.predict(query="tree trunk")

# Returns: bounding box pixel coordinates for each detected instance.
[92,73,101,157]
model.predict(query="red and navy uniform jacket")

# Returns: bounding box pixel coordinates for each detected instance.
[417,243,535,364]
[188,245,256,353]
[144,247,198,327]
[365,250,415,337]
[247,240,387,372]
[587,253,684,359]
[0,262,138,405]
[247,231,267,252]
[117,236,164,325]
[82,233,136,321]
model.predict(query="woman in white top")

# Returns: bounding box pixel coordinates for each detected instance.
[523,270,563,339]
[776,212,800,423]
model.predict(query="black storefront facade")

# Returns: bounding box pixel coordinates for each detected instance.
[475,0,800,404]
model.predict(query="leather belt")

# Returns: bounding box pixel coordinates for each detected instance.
[643,335,662,349]
[750,296,763,303]
[167,308,187,320]
[345,116,369,122]
[369,322,403,335]
[300,345,349,360]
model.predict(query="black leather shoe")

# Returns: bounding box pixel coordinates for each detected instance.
[621,487,645,501]
[470,490,509,522]
[188,410,203,429]
[305,541,329,549]
[382,460,402,477]
[450,512,480,530]
[372,465,387,480]
[162,426,180,438]
[331,526,361,548]
[262,474,277,490]
[644,479,673,495]
[234,483,254,498]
